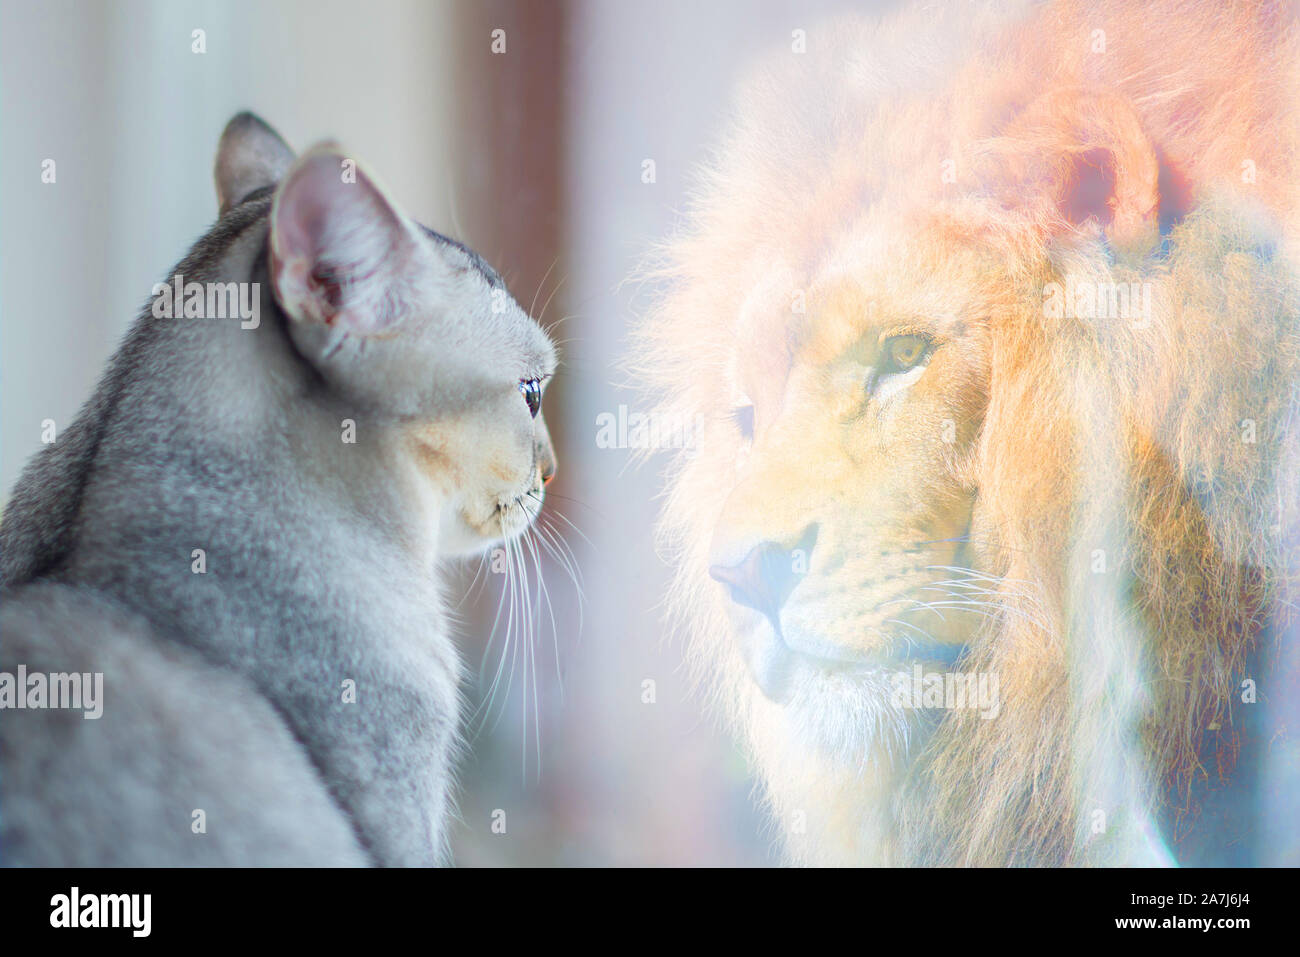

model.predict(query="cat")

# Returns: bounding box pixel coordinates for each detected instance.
[0,113,557,866]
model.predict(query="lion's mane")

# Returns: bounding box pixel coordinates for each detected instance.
[633,0,1300,865]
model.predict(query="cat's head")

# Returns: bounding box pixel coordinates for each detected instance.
[214,112,556,556]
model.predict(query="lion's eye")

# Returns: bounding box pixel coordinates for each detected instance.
[731,404,755,441]
[880,334,931,374]
[519,378,542,418]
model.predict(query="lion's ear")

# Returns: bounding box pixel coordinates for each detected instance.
[980,88,1177,254]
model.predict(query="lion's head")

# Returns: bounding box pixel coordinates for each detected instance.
[634,2,1300,865]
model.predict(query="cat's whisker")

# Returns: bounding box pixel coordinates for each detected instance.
[510,530,531,778]
[486,532,524,740]
[528,256,560,320]
[530,493,596,552]
[522,525,547,780]
[542,311,579,333]
[477,548,512,682]
[526,524,565,702]
[539,331,585,352]
[536,273,568,326]
[469,491,584,778]
[521,526,540,780]
[530,503,586,591]
[530,499,588,641]
[515,524,541,783]
[477,516,529,740]
[457,551,492,610]
[527,494,590,566]
[470,544,513,737]
[536,518,586,612]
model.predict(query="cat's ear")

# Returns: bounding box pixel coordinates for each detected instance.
[214,112,295,216]
[269,145,420,336]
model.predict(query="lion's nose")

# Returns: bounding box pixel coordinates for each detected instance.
[708,524,818,625]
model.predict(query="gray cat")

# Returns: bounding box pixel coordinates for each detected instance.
[0,113,557,866]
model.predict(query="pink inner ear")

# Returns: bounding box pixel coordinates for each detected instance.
[310,265,346,311]
[1061,148,1117,229]
[270,151,414,332]
[977,88,1164,249]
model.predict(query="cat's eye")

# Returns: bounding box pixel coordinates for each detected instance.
[519,378,542,418]
[879,334,932,374]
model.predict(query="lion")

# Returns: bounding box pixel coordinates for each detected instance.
[633,0,1300,865]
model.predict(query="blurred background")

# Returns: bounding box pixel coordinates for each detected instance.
[0,0,883,865]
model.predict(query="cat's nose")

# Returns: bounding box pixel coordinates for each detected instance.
[538,448,556,486]
[708,524,818,624]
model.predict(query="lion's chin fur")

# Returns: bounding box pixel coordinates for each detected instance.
[743,668,939,866]
[635,0,1300,866]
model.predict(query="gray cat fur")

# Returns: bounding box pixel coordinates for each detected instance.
[0,113,556,866]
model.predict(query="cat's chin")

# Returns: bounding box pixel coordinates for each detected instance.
[437,492,543,556]
[494,490,546,545]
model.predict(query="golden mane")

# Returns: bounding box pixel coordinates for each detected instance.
[633,0,1300,864]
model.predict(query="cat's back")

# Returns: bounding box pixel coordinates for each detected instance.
[0,581,369,866]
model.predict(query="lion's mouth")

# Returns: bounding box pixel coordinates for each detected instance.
[732,611,969,704]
